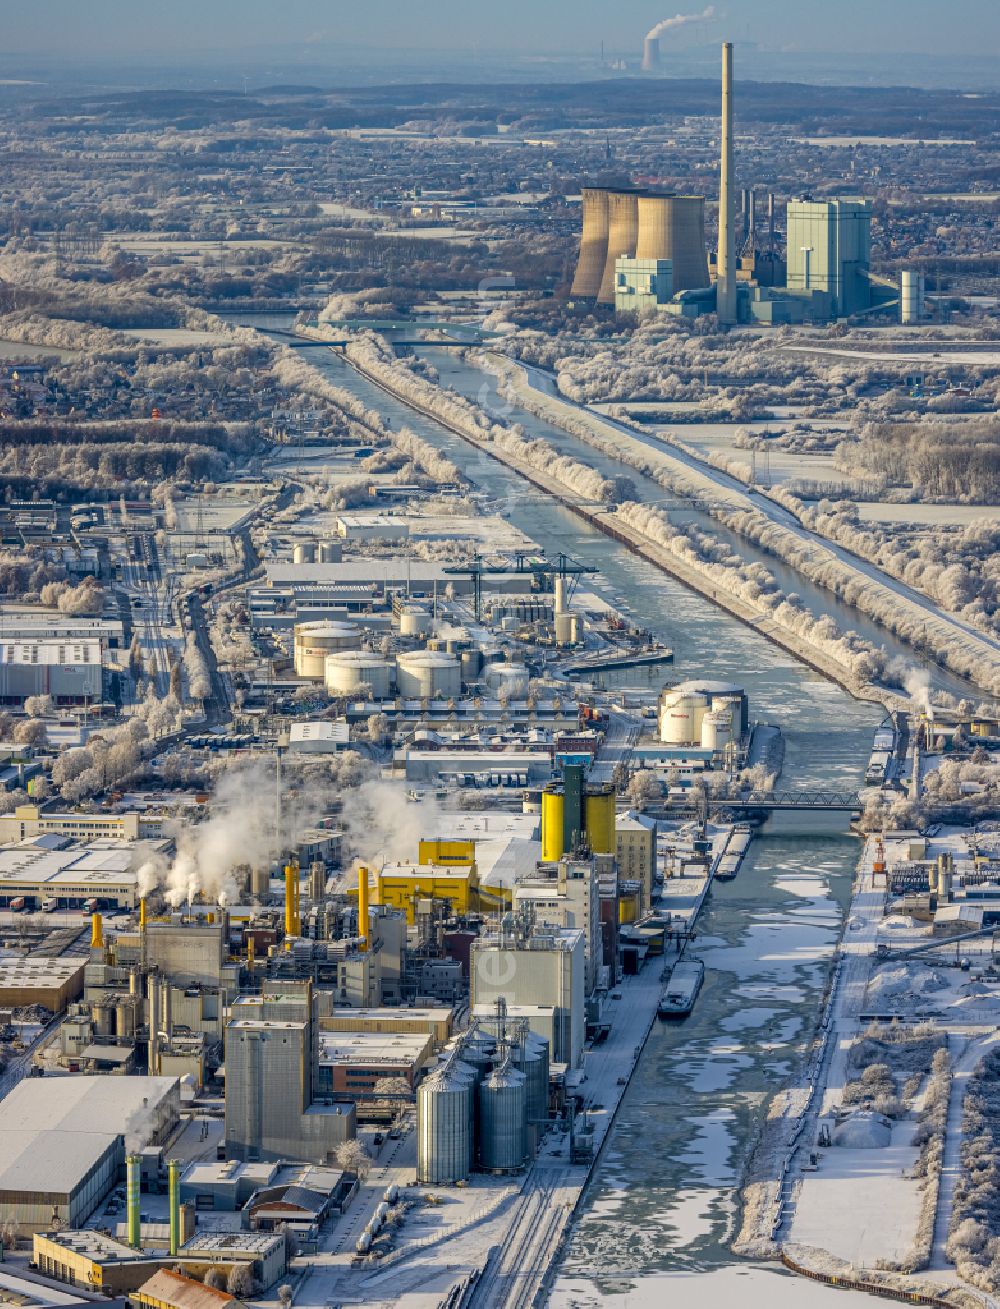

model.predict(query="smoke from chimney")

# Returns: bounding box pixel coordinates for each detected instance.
[644,6,715,42]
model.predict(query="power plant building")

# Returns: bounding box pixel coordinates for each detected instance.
[614,258,673,317]
[785,198,872,318]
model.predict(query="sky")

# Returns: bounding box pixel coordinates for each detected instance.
[3,0,999,61]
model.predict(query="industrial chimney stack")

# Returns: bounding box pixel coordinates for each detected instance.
[716,41,737,325]
[641,36,660,71]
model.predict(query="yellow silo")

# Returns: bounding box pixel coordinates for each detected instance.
[584,787,616,855]
[541,788,565,863]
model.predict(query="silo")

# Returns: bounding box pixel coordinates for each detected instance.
[478,1062,527,1173]
[294,621,361,677]
[117,997,136,1040]
[598,190,642,304]
[570,187,611,299]
[318,540,342,563]
[460,648,482,682]
[250,866,269,898]
[554,612,576,647]
[584,786,616,854]
[541,787,565,863]
[636,195,710,292]
[900,270,925,324]
[485,662,529,692]
[417,1063,474,1184]
[292,542,316,564]
[399,607,432,637]
[324,651,393,699]
[701,708,733,752]
[396,650,461,699]
[515,1034,550,1133]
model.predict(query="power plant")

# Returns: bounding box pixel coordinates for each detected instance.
[571,186,710,306]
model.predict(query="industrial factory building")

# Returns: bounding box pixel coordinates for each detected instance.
[316,1030,433,1094]
[0,838,154,910]
[572,187,710,306]
[0,1076,179,1234]
[0,956,85,1010]
[785,197,873,318]
[0,638,104,707]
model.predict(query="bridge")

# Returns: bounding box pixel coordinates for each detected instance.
[721,789,862,812]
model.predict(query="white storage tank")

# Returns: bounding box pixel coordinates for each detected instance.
[317,540,342,563]
[701,708,734,752]
[900,269,925,324]
[294,620,362,678]
[554,612,576,647]
[292,541,316,564]
[399,607,432,637]
[660,691,708,744]
[324,651,393,699]
[484,662,529,692]
[396,650,461,699]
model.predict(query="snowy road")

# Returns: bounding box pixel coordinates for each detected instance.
[509,358,1000,672]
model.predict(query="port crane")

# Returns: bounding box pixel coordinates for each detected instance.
[443,551,597,623]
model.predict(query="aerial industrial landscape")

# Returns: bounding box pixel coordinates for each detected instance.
[0,4,999,1307]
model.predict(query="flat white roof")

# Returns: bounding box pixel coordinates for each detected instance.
[289,720,350,743]
[0,1073,178,1137]
[0,957,85,986]
[318,1032,429,1063]
[0,1129,118,1194]
[0,840,140,888]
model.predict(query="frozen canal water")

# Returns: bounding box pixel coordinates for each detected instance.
[252,328,944,1303]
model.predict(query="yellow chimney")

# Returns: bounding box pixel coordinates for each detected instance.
[139,897,147,930]
[90,912,104,950]
[357,865,369,952]
[284,860,300,940]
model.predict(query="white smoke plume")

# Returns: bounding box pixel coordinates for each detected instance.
[646,6,714,40]
[346,779,448,879]
[144,762,325,909]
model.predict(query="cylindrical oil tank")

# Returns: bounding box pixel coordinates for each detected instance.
[598,190,642,304]
[541,788,565,863]
[399,606,432,637]
[317,540,342,563]
[478,1063,527,1173]
[292,541,316,564]
[417,1064,474,1184]
[396,651,460,700]
[554,612,576,647]
[485,662,529,692]
[294,621,361,677]
[571,186,611,299]
[324,651,393,699]
[460,648,482,682]
[701,708,734,753]
[635,194,710,293]
[584,786,616,854]
[660,691,708,744]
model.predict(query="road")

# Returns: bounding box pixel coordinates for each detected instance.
[588,709,640,786]
[510,358,1000,669]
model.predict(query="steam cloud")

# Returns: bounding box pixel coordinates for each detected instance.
[347,779,449,879]
[136,762,323,909]
[646,6,714,41]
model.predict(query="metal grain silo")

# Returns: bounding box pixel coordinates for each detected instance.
[417,1063,473,1184]
[598,190,642,304]
[478,1062,527,1173]
[570,187,611,299]
[516,1034,550,1133]
[636,195,710,292]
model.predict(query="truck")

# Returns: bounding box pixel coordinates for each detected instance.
[41,897,58,912]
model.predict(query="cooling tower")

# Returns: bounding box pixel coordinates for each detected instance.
[641,36,660,71]
[635,194,710,292]
[598,189,642,304]
[570,187,611,299]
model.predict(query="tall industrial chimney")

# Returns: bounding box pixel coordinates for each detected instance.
[168,1159,181,1257]
[641,36,660,71]
[357,865,369,952]
[126,1154,142,1249]
[716,41,737,325]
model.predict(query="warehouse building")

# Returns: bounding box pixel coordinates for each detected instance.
[0,838,155,910]
[0,956,85,1010]
[0,639,103,707]
[0,1077,179,1235]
